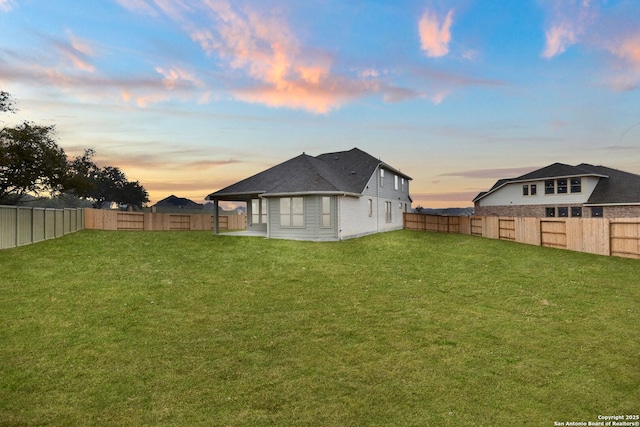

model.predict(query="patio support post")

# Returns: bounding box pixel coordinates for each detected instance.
[213,199,219,235]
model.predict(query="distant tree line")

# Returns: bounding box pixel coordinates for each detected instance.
[1,90,149,209]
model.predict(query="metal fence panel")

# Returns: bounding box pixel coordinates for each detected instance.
[0,205,85,250]
[0,206,18,249]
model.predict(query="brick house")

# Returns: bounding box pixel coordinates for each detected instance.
[473,163,640,218]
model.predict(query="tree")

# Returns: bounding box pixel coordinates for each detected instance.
[66,150,149,209]
[0,122,68,204]
[0,90,16,114]
[1,90,149,208]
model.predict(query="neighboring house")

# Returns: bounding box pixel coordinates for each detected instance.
[473,163,640,218]
[206,148,412,241]
[154,195,203,209]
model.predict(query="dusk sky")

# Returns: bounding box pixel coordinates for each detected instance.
[1,0,639,208]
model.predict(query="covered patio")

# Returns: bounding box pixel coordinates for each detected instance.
[207,193,266,236]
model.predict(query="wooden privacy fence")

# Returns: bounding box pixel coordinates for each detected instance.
[84,208,246,231]
[0,205,85,250]
[404,213,640,260]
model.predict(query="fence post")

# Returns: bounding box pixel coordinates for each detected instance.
[15,207,19,248]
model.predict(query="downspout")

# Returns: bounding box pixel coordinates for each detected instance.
[376,169,380,233]
[262,195,270,238]
[338,193,345,240]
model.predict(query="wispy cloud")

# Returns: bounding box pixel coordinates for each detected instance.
[116,0,386,113]
[540,0,596,59]
[604,33,640,90]
[439,166,539,179]
[412,190,479,204]
[418,9,454,58]
[0,0,15,13]
[539,1,640,91]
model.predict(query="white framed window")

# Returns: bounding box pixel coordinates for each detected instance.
[401,178,405,193]
[394,175,398,190]
[385,201,392,223]
[280,197,304,227]
[379,169,384,187]
[252,198,267,224]
[368,199,373,217]
[251,199,260,224]
[321,197,331,227]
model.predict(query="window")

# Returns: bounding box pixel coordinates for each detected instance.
[379,169,384,187]
[531,184,537,195]
[523,185,529,196]
[558,207,569,217]
[545,207,556,217]
[557,179,568,194]
[280,197,304,227]
[368,199,373,217]
[394,175,399,190]
[591,207,603,218]
[251,199,260,224]
[570,178,582,193]
[571,207,582,217]
[252,199,267,224]
[321,197,331,227]
[545,180,555,194]
[385,201,392,223]
[401,178,405,193]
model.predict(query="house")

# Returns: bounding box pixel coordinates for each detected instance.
[205,148,412,240]
[473,163,640,218]
[154,195,203,209]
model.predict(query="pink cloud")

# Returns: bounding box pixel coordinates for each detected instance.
[540,0,596,59]
[603,33,640,91]
[542,22,579,59]
[51,31,97,73]
[418,9,454,58]
[610,34,640,69]
[155,66,202,90]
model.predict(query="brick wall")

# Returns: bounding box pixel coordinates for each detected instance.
[474,203,640,218]
[602,205,640,218]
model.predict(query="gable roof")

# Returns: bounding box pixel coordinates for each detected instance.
[473,162,640,205]
[154,195,202,207]
[206,147,411,200]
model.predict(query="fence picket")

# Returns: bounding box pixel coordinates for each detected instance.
[404,213,640,260]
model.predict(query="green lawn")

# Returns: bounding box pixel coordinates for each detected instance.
[1,230,639,426]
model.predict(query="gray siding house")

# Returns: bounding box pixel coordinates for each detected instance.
[473,163,640,218]
[206,148,412,241]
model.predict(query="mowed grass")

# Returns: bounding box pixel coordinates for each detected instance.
[1,230,639,426]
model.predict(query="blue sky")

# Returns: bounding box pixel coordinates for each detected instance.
[1,0,639,208]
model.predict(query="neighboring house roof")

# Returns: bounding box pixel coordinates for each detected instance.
[473,163,640,205]
[154,195,202,208]
[207,147,412,200]
[578,164,640,205]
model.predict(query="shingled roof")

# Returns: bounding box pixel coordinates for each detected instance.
[473,162,640,205]
[578,164,640,205]
[207,148,411,200]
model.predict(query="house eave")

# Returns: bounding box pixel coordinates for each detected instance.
[262,191,362,198]
[206,191,265,201]
[378,162,412,181]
